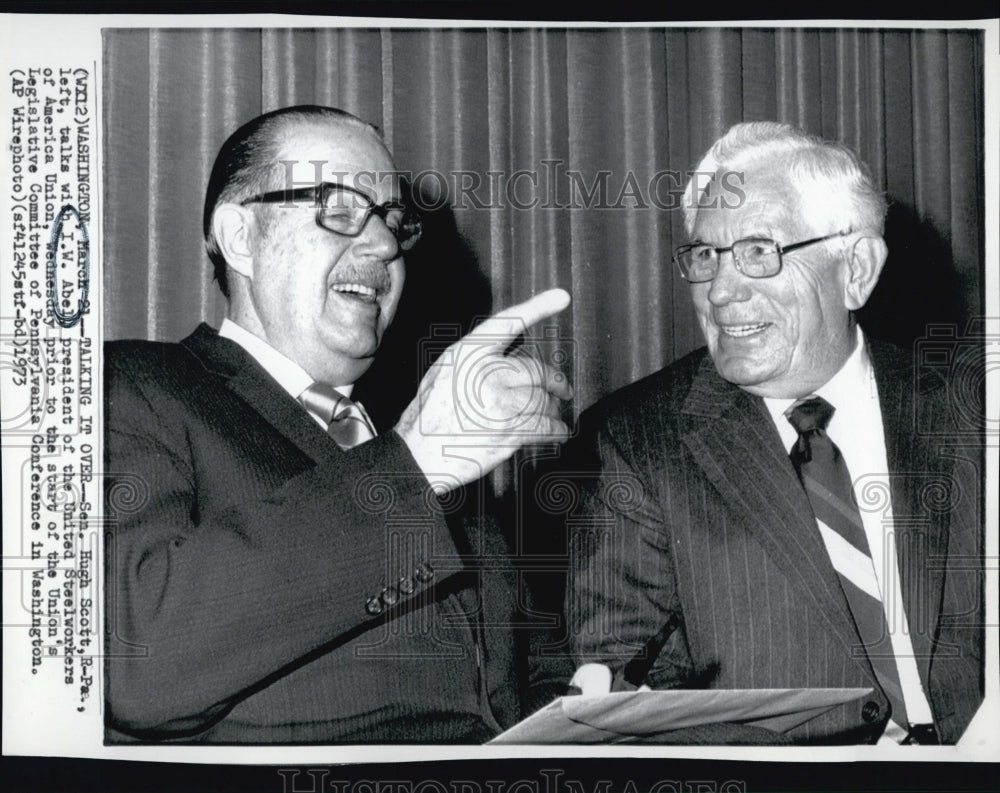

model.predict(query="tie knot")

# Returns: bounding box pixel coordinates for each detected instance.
[299,382,374,450]
[786,395,836,435]
[299,382,351,425]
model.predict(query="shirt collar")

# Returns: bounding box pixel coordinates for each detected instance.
[218,318,354,401]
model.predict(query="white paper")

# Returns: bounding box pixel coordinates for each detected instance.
[490,688,872,744]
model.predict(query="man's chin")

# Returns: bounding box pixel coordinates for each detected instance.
[712,355,782,392]
[333,340,381,369]
[306,330,382,382]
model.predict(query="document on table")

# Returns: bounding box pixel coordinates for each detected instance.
[489,688,873,744]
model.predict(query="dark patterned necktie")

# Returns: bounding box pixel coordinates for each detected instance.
[787,395,909,729]
[299,382,375,450]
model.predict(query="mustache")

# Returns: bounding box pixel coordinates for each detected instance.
[329,263,392,292]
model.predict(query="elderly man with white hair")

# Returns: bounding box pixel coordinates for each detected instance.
[565,122,983,744]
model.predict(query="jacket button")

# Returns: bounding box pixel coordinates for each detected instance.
[381,586,399,606]
[365,596,384,617]
[861,701,881,723]
[415,562,435,582]
[398,576,415,595]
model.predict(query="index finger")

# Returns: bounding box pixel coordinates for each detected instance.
[466,288,571,348]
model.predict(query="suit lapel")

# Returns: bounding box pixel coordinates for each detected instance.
[870,341,948,688]
[182,323,344,466]
[678,355,878,682]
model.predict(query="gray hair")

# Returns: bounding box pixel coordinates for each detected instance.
[682,121,887,238]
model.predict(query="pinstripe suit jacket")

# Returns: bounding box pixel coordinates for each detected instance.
[104,324,568,743]
[566,340,983,744]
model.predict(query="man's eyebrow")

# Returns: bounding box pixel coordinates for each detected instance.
[324,178,405,207]
[683,238,718,248]
[317,180,378,205]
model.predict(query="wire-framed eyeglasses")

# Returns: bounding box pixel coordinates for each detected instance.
[241,182,423,254]
[673,229,853,283]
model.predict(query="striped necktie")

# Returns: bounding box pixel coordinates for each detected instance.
[787,395,909,730]
[299,382,375,450]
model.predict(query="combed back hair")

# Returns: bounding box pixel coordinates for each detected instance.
[682,121,887,239]
[203,105,382,298]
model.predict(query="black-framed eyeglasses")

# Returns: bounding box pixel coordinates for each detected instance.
[672,229,853,283]
[241,182,423,254]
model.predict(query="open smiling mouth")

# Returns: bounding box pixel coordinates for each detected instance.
[720,323,770,338]
[331,282,381,305]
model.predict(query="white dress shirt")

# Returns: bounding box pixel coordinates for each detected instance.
[762,326,934,741]
[218,318,375,434]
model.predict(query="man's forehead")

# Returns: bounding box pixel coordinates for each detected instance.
[693,163,802,238]
[273,120,399,195]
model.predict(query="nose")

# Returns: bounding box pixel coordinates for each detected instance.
[355,212,401,261]
[706,251,752,307]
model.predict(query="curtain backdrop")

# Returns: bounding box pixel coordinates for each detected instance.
[103,27,985,427]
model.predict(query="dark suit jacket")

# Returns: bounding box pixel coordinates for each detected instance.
[104,324,569,743]
[566,340,983,744]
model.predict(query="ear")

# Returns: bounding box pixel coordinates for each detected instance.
[843,235,887,311]
[211,203,257,281]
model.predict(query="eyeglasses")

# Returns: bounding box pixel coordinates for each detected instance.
[241,182,423,254]
[673,229,853,283]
